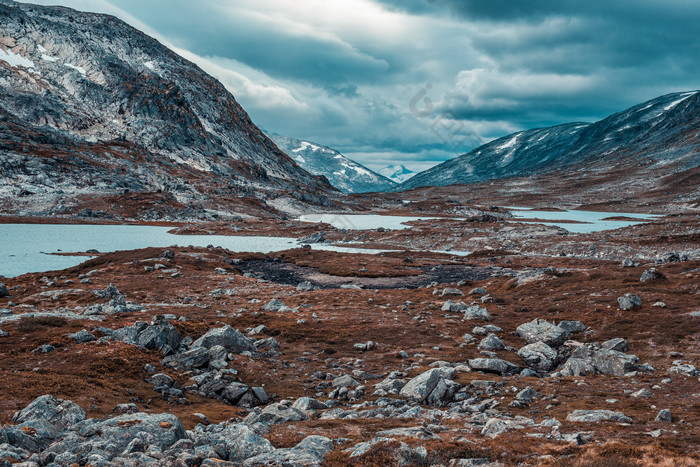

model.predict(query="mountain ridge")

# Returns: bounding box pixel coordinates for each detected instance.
[0,0,335,220]
[268,134,396,193]
[398,90,700,191]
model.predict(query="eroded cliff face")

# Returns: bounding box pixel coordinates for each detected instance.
[0,0,335,220]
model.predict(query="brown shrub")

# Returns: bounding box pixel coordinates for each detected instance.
[15,316,68,332]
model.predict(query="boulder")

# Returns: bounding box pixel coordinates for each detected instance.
[557,320,587,333]
[516,319,569,347]
[478,334,505,351]
[13,395,86,430]
[566,410,632,423]
[617,294,642,310]
[261,299,288,312]
[468,358,521,376]
[463,305,491,321]
[244,435,333,466]
[192,325,255,354]
[399,367,455,403]
[292,397,328,413]
[655,409,673,422]
[244,403,308,425]
[640,268,664,282]
[193,422,274,462]
[517,341,558,372]
[163,346,210,371]
[442,300,468,312]
[592,349,639,376]
[67,329,96,344]
[481,418,512,438]
[0,282,9,297]
[332,375,360,388]
[601,338,629,352]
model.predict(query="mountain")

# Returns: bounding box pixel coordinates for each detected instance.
[379,164,416,184]
[398,91,700,191]
[0,0,334,221]
[269,134,396,193]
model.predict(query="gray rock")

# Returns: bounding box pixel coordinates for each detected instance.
[468,358,521,376]
[0,283,9,298]
[162,346,210,371]
[592,349,639,376]
[353,341,376,352]
[147,373,175,388]
[399,367,456,404]
[620,258,638,268]
[463,304,491,321]
[442,300,468,312]
[448,458,493,466]
[668,361,700,376]
[556,357,596,377]
[557,320,587,333]
[244,435,333,466]
[441,288,464,296]
[296,281,317,292]
[67,329,95,344]
[566,410,632,423]
[516,319,570,347]
[478,334,505,351]
[631,388,652,398]
[517,341,558,372]
[601,338,629,352]
[13,395,86,430]
[468,287,487,295]
[373,376,406,395]
[262,299,288,312]
[481,418,512,438]
[640,268,664,282]
[332,375,360,388]
[292,397,328,413]
[516,387,539,403]
[32,344,55,354]
[193,422,274,462]
[618,294,642,310]
[192,325,255,354]
[655,409,673,422]
[244,403,308,425]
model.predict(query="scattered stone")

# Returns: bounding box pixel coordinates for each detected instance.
[557,320,587,333]
[668,361,700,376]
[399,368,459,405]
[469,287,487,295]
[192,325,256,354]
[620,258,638,268]
[618,294,642,310]
[332,375,360,388]
[244,435,333,466]
[32,344,55,354]
[516,387,539,403]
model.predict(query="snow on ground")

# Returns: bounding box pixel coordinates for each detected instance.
[663,92,696,111]
[341,162,371,177]
[65,63,86,75]
[295,155,305,163]
[498,135,518,151]
[292,141,320,153]
[144,61,155,70]
[0,48,36,69]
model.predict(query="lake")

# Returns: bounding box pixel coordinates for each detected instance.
[505,208,660,234]
[0,224,394,278]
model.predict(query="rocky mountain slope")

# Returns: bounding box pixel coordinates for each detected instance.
[379,164,416,184]
[269,134,396,193]
[0,0,336,221]
[399,91,700,192]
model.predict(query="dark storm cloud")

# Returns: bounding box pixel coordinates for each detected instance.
[19,0,700,172]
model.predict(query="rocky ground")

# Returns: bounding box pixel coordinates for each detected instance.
[0,202,699,466]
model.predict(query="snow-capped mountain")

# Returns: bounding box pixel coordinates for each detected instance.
[269,135,396,193]
[398,91,700,191]
[0,0,334,220]
[379,164,416,184]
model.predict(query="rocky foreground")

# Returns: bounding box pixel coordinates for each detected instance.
[0,211,699,467]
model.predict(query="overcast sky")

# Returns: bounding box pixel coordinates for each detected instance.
[20,0,700,173]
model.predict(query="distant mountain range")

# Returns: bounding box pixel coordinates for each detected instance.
[379,164,417,184]
[398,91,700,191]
[269,134,396,193]
[0,0,334,220]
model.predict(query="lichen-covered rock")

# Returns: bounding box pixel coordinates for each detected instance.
[517,341,558,372]
[468,358,521,376]
[244,435,333,466]
[192,325,256,354]
[566,410,632,423]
